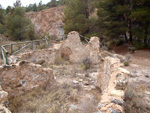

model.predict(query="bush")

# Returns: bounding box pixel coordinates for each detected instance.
[55,56,64,65]
[114,38,124,46]
[6,7,36,41]
[81,58,92,70]
[124,62,129,66]
[124,85,150,113]
[132,40,146,49]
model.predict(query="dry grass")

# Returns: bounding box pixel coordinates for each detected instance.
[55,56,65,65]
[124,84,150,113]
[8,83,79,113]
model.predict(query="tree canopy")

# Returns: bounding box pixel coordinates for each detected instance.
[6,7,36,41]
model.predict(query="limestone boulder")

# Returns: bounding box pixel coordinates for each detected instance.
[0,86,8,104]
[0,105,11,113]
[17,49,56,65]
[58,31,100,64]
[0,61,54,96]
[85,37,100,64]
[114,73,128,90]
[98,57,121,91]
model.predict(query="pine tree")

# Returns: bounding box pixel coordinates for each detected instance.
[59,0,66,6]
[130,0,150,46]
[0,5,5,34]
[97,0,131,42]
[63,0,97,37]
[6,7,36,41]
[50,0,57,7]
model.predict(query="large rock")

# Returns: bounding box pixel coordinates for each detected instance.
[86,36,100,64]
[0,61,54,96]
[26,6,64,39]
[114,73,128,90]
[17,49,57,65]
[58,31,100,64]
[0,85,8,104]
[0,105,11,113]
[97,57,121,91]
[97,56,129,113]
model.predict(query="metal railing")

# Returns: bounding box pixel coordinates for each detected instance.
[0,37,49,65]
[79,34,90,43]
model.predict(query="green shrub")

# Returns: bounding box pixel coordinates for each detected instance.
[132,40,146,49]
[124,62,129,66]
[114,38,124,46]
[81,58,92,70]
[55,56,64,65]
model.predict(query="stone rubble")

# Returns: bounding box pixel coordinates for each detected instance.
[0,61,54,96]
[58,31,100,64]
[97,56,130,113]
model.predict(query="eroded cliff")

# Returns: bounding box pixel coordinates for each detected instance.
[26,6,64,38]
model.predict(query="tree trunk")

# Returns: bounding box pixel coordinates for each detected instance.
[85,0,89,19]
[144,25,148,45]
[129,19,133,42]
[125,33,128,43]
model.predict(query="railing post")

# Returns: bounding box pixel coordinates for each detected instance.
[31,42,34,50]
[5,52,8,65]
[45,37,49,47]
[0,47,2,59]
[11,44,13,55]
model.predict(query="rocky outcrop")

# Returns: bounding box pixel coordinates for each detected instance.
[26,6,64,38]
[97,57,130,113]
[98,57,122,91]
[0,105,11,113]
[58,31,100,64]
[0,61,54,97]
[17,49,57,65]
[0,85,8,104]
[8,31,100,66]
[0,86,11,113]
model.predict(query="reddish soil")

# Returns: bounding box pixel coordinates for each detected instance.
[111,45,150,67]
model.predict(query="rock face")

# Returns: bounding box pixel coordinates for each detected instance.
[26,6,64,38]
[97,56,129,113]
[98,57,121,91]
[0,61,54,96]
[58,31,100,64]
[0,85,8,104]
[18,49,57,65]
[0,105,11,113]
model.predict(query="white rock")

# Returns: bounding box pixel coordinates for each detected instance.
[73,80,79,84]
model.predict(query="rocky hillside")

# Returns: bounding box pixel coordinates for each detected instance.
[26,6,64,38]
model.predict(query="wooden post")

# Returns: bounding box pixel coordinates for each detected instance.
[5,52,8,65]
[11,44,13,55]
[32,42,34,50]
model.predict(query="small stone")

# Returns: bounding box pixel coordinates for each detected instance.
[78,79,83,82]
[145,75,149,78]
[73,80,79,84]
[114,73,128,90]
[110,90,124,98]
[90,85,96,89]
[84,81,90,85]
[101,107,107,111]
[111,99,124,106]
[108,108,122,113]
[36,60,45,65]
[69,104,78,110]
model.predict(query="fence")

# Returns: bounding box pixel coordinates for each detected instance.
[0,37,49,65]
[0,34,89,65]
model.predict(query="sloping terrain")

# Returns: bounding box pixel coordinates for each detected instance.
[26,6,64,38]
[0,32,150,113]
